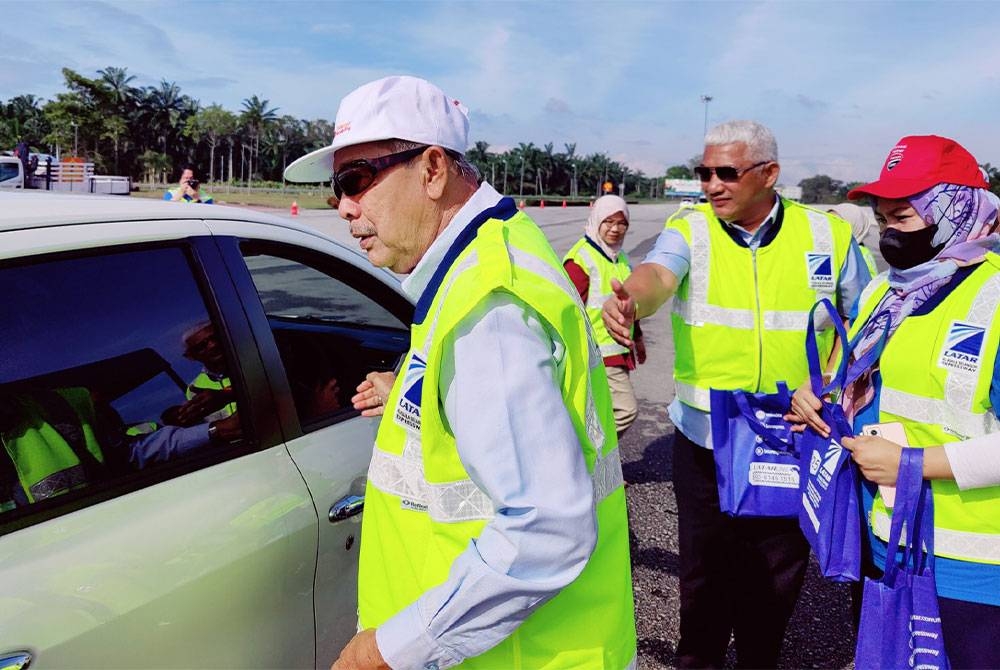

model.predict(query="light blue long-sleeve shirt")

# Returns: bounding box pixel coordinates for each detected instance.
[376,183,598,670]
[643,197,872,448]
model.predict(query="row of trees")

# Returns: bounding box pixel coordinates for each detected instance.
[5,66,998,199]
[0,66,663,196]
[1,66,334,184]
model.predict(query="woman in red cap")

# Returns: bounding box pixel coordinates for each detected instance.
[789,135,1000,667]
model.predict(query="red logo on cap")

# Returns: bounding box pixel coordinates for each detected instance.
[334,122,351,138]
[886,144,906,171]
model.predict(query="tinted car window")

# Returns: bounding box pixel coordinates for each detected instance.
[0,161,19,183]
[242,248,409,430]
[0,246,243,521]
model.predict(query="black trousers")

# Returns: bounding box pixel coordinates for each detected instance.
[673,429,810,669]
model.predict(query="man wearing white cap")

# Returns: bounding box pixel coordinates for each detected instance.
[286,75,636,670]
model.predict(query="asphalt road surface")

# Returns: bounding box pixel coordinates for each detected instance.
[280,201,868,669]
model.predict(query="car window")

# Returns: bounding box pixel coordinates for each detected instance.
[0,161,20,183]
[0,246,244,524]
[241,246,409,431]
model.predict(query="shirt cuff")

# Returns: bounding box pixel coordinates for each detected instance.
[376,605,463,670]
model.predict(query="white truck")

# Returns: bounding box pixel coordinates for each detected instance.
[0,154,131,194]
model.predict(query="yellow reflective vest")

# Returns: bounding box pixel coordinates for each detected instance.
[852,254,1000,564]
[563,236,633,359]
[668,200,854,410]
[359,201,637,669]
[1,388,105,506]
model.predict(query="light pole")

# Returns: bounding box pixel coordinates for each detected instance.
[700,95,713,138]
[503,160,508,195]
[572,162,577,198]
[71,121,79,157]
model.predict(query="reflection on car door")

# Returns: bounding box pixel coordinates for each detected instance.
[230,236,412,665]
[0,233,319,668]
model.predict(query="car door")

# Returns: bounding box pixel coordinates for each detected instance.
[0,224,318,669]
[205,221,412,667]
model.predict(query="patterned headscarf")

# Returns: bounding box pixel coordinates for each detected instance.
[842,185,1000,421]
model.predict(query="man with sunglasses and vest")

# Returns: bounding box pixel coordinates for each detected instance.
[285,76,635,670]
[603,120,870,668]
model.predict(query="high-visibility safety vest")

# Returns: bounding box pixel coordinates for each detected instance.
[667,200,854,411]
[853,254,1000,564]
[563,236,633,359]
[186,371,236,423]
[0,388,105,505]
[359,198,637,669]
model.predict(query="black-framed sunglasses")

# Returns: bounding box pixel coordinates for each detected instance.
[332,146,429,199]
[693,161,769,183]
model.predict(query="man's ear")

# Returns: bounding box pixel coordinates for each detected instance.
[763,161,781,189]
[420,146,450,200]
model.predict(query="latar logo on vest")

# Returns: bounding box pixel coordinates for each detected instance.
[394,353,425,433]
[805,252,834,291]
[939,321,986,374]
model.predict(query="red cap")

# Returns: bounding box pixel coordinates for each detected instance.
[847,135,988,200]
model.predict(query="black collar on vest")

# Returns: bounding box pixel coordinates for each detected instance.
[715,198,785,249]
[909,263,981,317]
[584,235,616,263]
[413,196,519,326]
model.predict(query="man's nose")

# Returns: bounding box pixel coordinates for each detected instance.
[337,195,361,222]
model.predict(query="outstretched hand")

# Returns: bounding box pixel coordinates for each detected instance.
[351,371,397,417]
[602,279,637,347]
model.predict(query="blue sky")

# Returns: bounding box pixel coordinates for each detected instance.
[3,1,999,185]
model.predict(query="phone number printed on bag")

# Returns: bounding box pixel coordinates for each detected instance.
[748,462,800,489]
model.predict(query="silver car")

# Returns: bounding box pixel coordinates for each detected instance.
[0,192,411,669]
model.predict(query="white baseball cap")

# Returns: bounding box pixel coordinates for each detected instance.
[283,75,470,183]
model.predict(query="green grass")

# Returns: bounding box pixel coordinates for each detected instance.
[133,185,335,210]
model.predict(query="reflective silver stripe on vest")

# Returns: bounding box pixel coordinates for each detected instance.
[507,246,608,450]
[873,511,1000,563]
[674,300,754,329]
[575,246,610,310]
[859,272,889,311]
[763,309,813,331]
[29,464,88,501]
[805,209,836,304]
[880,388,1000,439]
[369,446,625,523]
[672,210,712,325]
[674,380,711,411]
[882,272,1000,440]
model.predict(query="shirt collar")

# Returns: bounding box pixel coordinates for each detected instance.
[400,182,504,302]
[721,194,781,244]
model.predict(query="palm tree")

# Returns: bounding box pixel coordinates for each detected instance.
[97,67,136,108]
[241,95,279,183]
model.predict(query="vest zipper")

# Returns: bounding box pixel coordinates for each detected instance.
[751,247,763,392]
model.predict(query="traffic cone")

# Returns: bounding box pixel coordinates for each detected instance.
[540,199,545,208]
[519,199,525,209]
[561,200,567,208]
[290,201,299,216]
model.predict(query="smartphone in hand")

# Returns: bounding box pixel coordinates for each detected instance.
[860,422,909,509]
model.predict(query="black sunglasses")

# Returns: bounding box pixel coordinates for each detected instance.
[693,161,769,183]
[333,146,429,199]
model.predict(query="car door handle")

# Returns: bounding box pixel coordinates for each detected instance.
[329,495,364,522]
[0,652,33,670]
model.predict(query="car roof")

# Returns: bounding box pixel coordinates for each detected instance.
[0,190,321,237]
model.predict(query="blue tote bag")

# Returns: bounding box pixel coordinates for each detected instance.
[855,448,949,670]
[798,298,871,582]
[710,383,800,517]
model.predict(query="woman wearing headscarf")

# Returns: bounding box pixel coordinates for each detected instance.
[829,202,880,277]
[789,135,1000,668]
[564,195,646,436]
